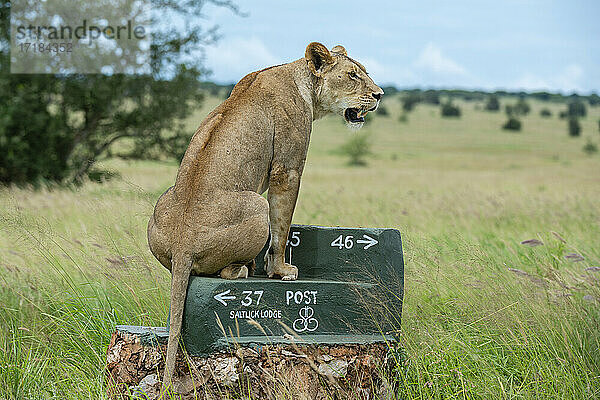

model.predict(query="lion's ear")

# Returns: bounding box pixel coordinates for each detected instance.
[305,42,335,76]
[331,45,347,56]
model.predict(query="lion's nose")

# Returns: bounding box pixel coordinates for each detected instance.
[372,92,382,100]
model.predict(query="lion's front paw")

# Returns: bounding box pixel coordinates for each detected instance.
[279,263,298,281]
[265,255,298,281]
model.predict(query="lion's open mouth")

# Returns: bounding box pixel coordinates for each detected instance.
[344,108,368,124]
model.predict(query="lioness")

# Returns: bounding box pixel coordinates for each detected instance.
[148,42,383,388]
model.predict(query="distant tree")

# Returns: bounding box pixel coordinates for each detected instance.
[200,81,224,97]
[589,93,600,106]
[568,99,587,118]
[540,108,552,117]
[569,118,581,137]
[515,98,531,115]
[223,84,236,99]
[583,140,598,154]
[340,133,372,166]
[422,90,440,105]
[402,92,421,112]
[532,92,551,101]
[503,117,522,131]
[441,101,461,117]
[485,95,500,111]
[376,104,389,116]
[381,85,399,96]
[505,98,530,118]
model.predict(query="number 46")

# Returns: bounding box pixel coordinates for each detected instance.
[331,234,354,249]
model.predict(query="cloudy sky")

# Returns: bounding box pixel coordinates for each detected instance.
[200,0,599,94]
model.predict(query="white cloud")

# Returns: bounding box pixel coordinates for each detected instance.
[512,64,584,92]
[554,64,583,92]
[204,39,593,93]
[359,57,386,78]
[202,39,473,88]
[204,36,282,82]
[512,73,551,91]
[414,43,466,76]
[357,45,472,88]
[359,57,416,86]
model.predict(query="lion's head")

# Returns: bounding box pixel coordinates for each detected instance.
[305,42,383,128]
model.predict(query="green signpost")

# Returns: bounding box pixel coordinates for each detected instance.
[117,225,404,356]
[179,224,404,355]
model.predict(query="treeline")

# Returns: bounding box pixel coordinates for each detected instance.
[200,81,599,142]
[201,81,600,107]
[199,81,235,98]
[379,86,600,106]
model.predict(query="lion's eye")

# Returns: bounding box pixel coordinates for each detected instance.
[348,71,359,79]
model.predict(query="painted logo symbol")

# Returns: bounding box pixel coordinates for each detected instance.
[293,306,319,333]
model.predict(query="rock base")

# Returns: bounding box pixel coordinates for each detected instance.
[106,328,394,399]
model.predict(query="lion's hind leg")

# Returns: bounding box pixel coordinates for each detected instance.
[190,191,269,276]
[220,264,249,279]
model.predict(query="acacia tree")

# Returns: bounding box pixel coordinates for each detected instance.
[0,0,239,185]
[485,94,500,111]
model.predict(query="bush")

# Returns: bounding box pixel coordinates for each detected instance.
[540,108,552,117]
[485,95,500,111]
[569,118,581,137]
[559,111,568,119]
[531,91,551,101]
[402,93,421,112]
[502,117,522,131]
[381,85,399,96]
[223,84,235,99]
[339,133,372,166]
[376,104,389,116]
[441,102,461,117]
[583,140,598,154]
[398,113,408,124]
[568,99,587,118]
[515,98,531,115]
[422,90,440,105]
[505,99,530,118]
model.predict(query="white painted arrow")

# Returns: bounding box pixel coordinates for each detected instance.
[356,234,378,250]
[214,289,236,306]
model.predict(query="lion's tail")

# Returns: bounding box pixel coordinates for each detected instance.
[161,252,192,393]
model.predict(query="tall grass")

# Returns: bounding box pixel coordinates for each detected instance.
[0,184,169,399]
[1,97,599,398]
[391,232,600,398]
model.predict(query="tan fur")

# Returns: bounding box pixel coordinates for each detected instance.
[147,42,383,392]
